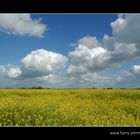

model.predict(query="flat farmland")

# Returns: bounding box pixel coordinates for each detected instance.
[0,89,140,126]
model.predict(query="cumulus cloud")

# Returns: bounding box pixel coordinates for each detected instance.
[105,14,140,60]
[1,14,140,88]
[0,64,22,79]
[130,65,140,74]
[111,14,140,44]
[21,49,68,77]
[111,65,140,88]
[67,14,140,82]
[69,64,140,88]
[0,14,46,37]
[103,34,115,51]
[78,36,99,49]
[34,74,55,82]
[67,36,112,76]
[67,36,110,75]
[79,72,112,83]
[0,49,68,88]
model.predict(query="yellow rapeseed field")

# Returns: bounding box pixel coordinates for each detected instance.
[0,89,140,126]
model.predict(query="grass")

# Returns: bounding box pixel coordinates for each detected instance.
[0,89,140,126]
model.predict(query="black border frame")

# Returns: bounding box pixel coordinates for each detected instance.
[0,0,140,137]
[0,0,140,13]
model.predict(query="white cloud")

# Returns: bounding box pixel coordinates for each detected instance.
[67,36,109,75]
[111,65,140,88]
[0,49,68,86]
[67,14,140,80]
[130,65,140,74]
[0,49,68,88]
[70,64,140,88]
[0,64,22,79]
[7,67,22,78]
[111,14,140,43]
[67,65,87,75]
[69,44,107,65]
[78,36,99,49]
[21,49,68,77]
[79,72,112,83]
[34,74,55,82]
[0,14,46,37]
[1,14,140,88]
[103,34,115,51]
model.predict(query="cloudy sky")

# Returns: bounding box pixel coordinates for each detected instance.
[0,14,140,88]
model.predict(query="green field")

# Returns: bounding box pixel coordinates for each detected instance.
[0,89,140,126]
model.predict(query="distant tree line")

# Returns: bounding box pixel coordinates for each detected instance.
[20,86,50,89]
[2,86,140,90]
[31,86,44,89]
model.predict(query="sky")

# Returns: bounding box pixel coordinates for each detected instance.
[0,13,140,88]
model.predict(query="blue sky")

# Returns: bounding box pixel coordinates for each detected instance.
[0,14,140,88]
[0,14,117,64]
